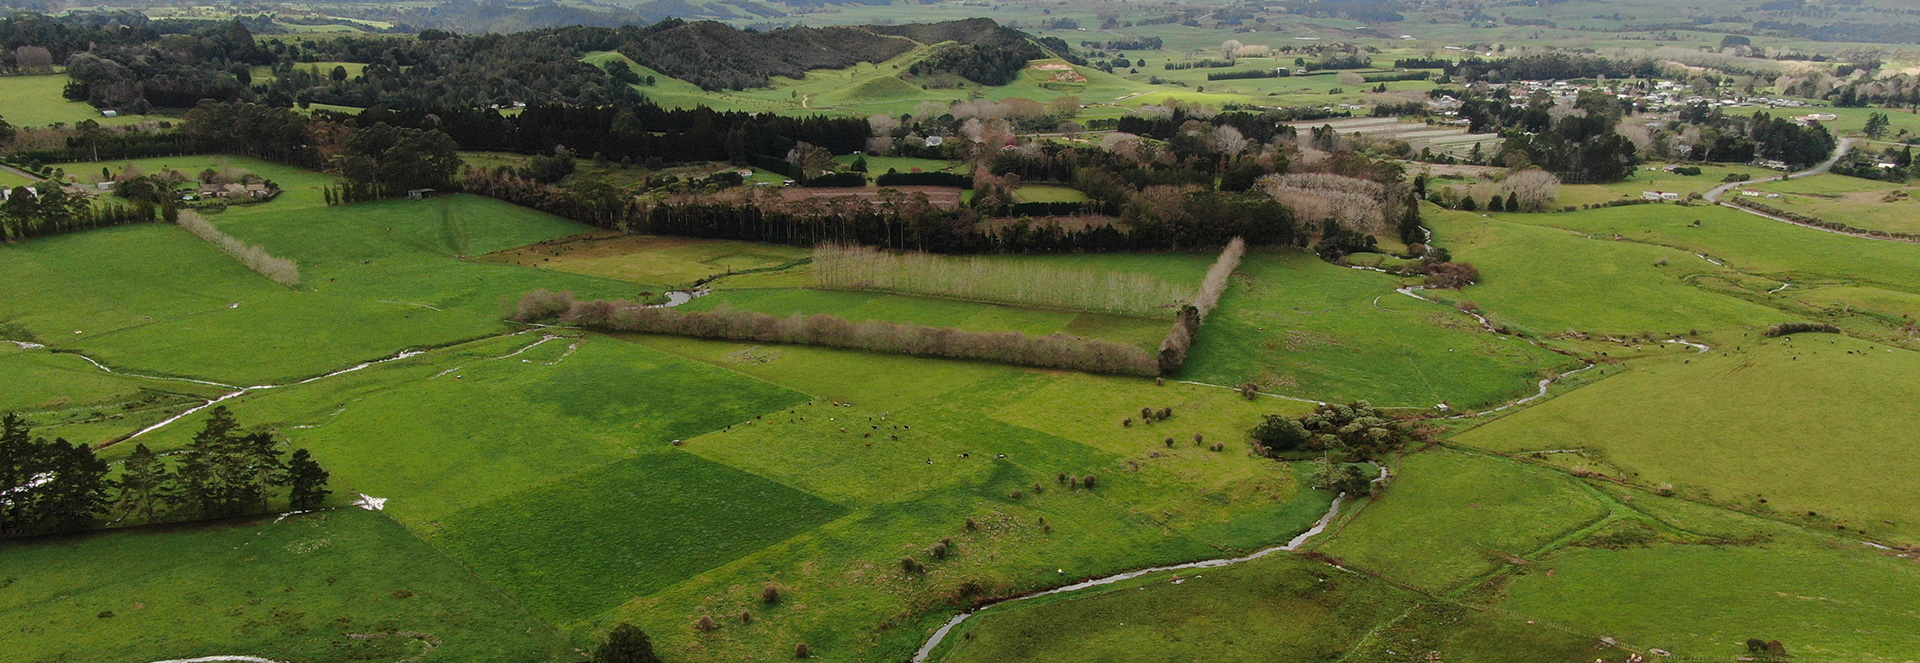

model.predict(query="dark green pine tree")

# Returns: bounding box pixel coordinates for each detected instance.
[236,431,285,514]
[594,623,663,663]
[284,449,331,510]
[37,438,111,533]
[1506,192,1521,213]
[116,443,175,523]
[177,406,243,517]
[1,412,37,533]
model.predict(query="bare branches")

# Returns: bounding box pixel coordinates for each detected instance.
[1157,237,1245,374]
[531,294,1161,376]
[176,211,300,287]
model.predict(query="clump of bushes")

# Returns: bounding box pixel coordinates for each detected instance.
[1764,321,1841,337]
[1250,401,1406,459]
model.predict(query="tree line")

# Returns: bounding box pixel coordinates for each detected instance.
[516,290,1160,376]
[0,409,328,538]
[0,182,157,242]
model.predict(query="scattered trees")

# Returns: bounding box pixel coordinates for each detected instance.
[2,408,332,537]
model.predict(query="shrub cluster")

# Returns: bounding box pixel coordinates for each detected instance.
[522,290,1160,376]
[1250,401,1405,460]
[1763,321,1841,337]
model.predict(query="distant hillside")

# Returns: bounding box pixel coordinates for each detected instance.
[617,18,1060,91]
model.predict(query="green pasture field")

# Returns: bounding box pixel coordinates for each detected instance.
[0,168,38,188]
[845,154,965,174]
[1425,207,1792,336]
[1501,484,1920,662]
[1787,284,1920,322]
[680,287,1172,349]
[0,509,572,663]
[928,553,1622,663]
[0,193,640,386]
[1747,173,1920,235]
[1515,204,1920,295]
[1180,249,1576,409]
[1010,184,1090,203]
[436,450,847,622]
[1316,450,1613,593]
[0,345,224,443]
[483,232,811,290]
[119,331,807,521]
[1456,333,1920,545]
[603,361,1337,661]
[0,75,153,127]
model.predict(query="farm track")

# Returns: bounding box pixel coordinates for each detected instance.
[1702,138,1916,243]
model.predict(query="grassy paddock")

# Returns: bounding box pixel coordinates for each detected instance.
[1457,334,1920,544]
[0,75,154,126]
[814,244,1195,318]
[485,233,811,290]
[929,553,1623,663]
[1181,249,1575,409]
[0,509,572,662]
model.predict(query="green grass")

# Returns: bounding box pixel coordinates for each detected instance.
[1426,206,1793,336]
[1010,184,1090,203]
[1317,450,1613,593]
[1747,173,1920,235]
[436,450,847,624]
[1514,203,1920,295]
[850,155,966,174]
[0,509,572,663]
[483,233,811,290]
[681,287,1172,349]
[128,332,809,525]
[1457,334,1920,544]
[0,75,154,127]
[1181,249,1576,409]
[1500,485,1920,663]
[930,553,1622,663]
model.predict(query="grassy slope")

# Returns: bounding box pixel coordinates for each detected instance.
[1316,450,1613,593]
[930,553,1621,663]
[1426,207,1793,336]
[0,194,640,386]
[0,509,572,663]
[1749,173,1920,235]
[1515,204,1920,294]
[1457,334,1920,544]
[482,233,810,290]
[1502,484,1920,662]
[1181,249,1575,409]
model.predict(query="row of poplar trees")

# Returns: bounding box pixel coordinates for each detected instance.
[0,407,329,537]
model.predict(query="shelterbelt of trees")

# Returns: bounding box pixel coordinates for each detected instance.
[0,12,1066,112]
